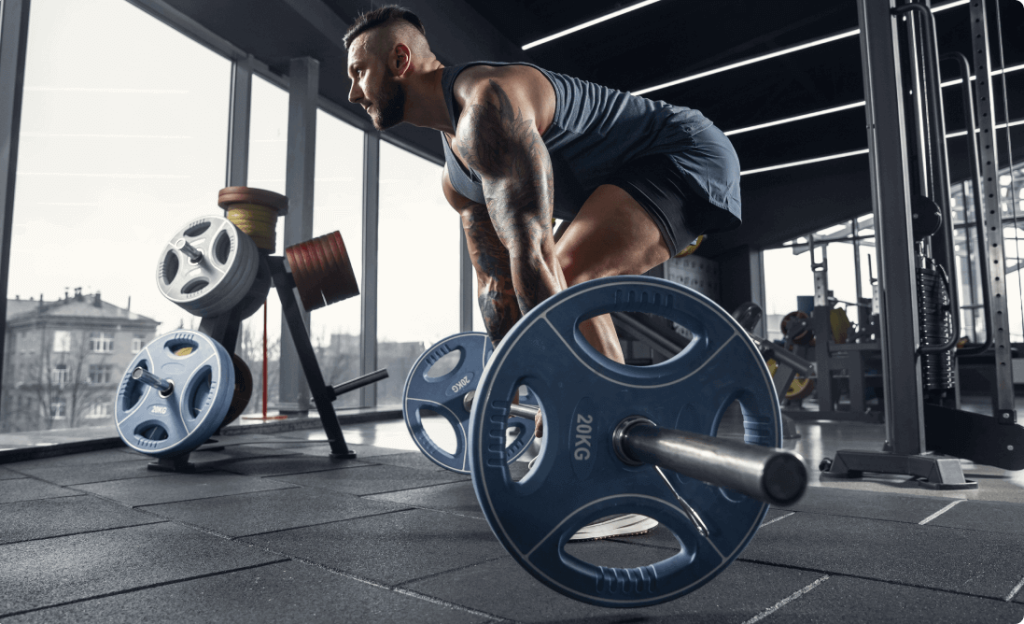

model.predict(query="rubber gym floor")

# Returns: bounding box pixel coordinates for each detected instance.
[2,412,1024,624]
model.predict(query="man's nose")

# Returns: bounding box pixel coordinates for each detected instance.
[348,84,362,104]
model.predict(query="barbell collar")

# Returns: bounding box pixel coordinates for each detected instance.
[132,367,174,397]
[616,419,807,507]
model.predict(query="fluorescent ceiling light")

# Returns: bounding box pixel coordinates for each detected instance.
[941,63,1024,87]
[946,117,1024,138]
[932,0,970,11]
[633,29,859,96]
[631,0,969,97]
[741,149,869,176]
[522,0,661,50]
[725,101,866,136]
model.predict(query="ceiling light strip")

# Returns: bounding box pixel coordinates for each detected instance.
[946,117,1024,138]
[741,149,869,176]
[940,63,1024,87]
[522,0,661,50]
[631,0,970,97]
[725,101,866,136]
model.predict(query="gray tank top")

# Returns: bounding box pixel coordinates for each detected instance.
[440,61,740,222]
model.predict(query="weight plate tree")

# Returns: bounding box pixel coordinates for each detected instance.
[404,332,536,473]
[115,330,235,457]
[469,276,784,607]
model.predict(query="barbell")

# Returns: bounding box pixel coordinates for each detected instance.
[463,275,807,608]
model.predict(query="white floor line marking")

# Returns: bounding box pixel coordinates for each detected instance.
[918,500,966,525]
[760,512,795,528]
[1004,575,1024,602]
[741,575,830,624]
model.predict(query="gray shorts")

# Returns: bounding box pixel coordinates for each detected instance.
[606,154,740,256]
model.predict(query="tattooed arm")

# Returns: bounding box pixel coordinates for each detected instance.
[442,165,520,345]
[453,78,563,318]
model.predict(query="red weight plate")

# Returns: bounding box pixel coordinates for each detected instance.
[310,236,345,306]
[285,244,318,311]
[296,241,327,310]
[325,231,360,301]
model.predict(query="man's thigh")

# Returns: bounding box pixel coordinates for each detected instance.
[555,155,711,285]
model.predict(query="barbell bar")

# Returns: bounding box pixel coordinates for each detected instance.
[463,390,806,507]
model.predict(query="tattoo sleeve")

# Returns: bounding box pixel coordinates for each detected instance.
[456,80,559,318]
[457,199,521,345]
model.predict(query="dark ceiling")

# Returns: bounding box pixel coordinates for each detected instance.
[462,0,1024,178]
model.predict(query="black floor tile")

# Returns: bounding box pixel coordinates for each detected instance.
[0,466,24,480]
[248,440,410,459]
[365,480,485,519]
[740,512,1024,600]
[241,508,505,586]
[141,487,410,537]
[3,560,491,624]
[405,552,824,623]
[9,449,140,468]
[927,500,1024,536]
[612,506,796,551]
[757,575,1024,624]
[361,451,457,472]
[268,463,468,496]
[786,486,951,524]
[73,471,296,507]
[210,453,371,477]
[0,522,284,616]
[7,460,162,486]
[0,478,81,504]
[0,496,162,545]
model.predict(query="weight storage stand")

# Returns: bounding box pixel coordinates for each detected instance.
[149,253,388,471]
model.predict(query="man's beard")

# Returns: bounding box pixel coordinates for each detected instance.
[372,74,405,131]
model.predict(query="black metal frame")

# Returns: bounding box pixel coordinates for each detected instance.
[149,253,388,471]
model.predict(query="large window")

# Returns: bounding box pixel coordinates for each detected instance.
[237,74,289,417]
[376,142,460,406]
[2,0,231,436]
[311,110,364,408]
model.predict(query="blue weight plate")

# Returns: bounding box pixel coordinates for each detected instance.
[404,332,536,473]
[114,330,235,458]
[469,276,781,608]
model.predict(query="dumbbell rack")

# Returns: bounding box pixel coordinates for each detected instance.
[149,252,387,472]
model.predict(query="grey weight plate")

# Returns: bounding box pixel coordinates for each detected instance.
[157,216,258,318]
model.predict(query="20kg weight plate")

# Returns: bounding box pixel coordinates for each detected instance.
[115,330,235,457]
[404,332,536,473]
[469,276,781,607]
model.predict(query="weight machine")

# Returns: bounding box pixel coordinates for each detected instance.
[822,0,1024,487]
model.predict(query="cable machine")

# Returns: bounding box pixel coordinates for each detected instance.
[823,0,1023,486]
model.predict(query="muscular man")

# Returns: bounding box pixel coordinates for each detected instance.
[344,6,741,540]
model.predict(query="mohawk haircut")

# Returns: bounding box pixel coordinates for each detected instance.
[343,5,427,51]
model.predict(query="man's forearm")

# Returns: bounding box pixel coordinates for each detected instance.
[459,201,520,345]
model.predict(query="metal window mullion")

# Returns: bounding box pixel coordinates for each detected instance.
[360,132,380,408]
[279,57,319,414]
[459,226,473,332]
[226,55,253,187]
[0,0,32,398]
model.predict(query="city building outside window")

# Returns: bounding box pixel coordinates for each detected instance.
[88,364,113,385]
[50,400,67,419]
[131,336,144,353]
[51,363,69,386]
[89,332,114,353]
[53,330,71,353]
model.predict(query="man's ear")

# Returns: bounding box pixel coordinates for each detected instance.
[393,43,412,76]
